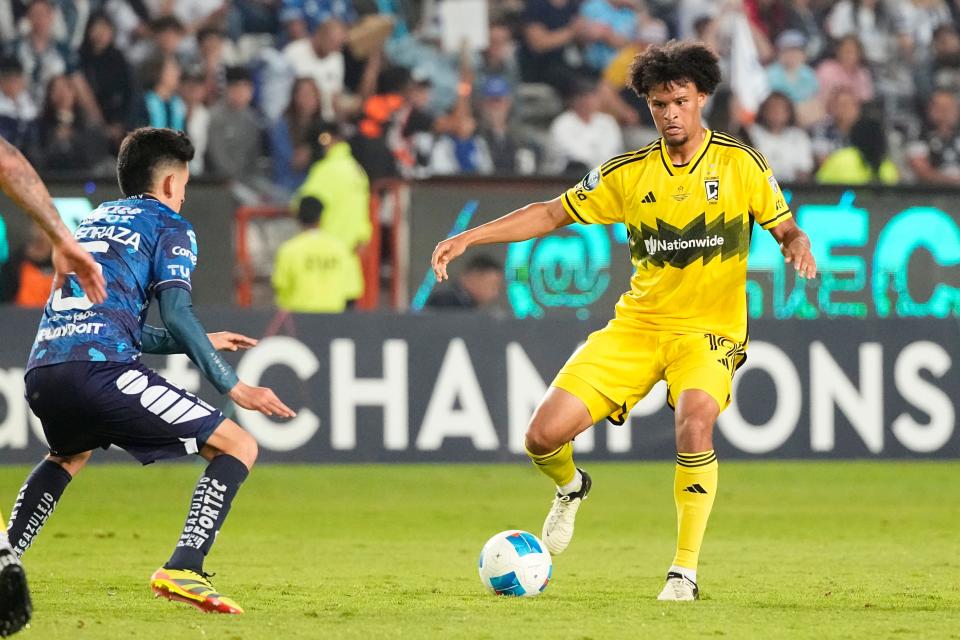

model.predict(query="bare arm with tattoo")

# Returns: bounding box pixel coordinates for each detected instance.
[0,136,107,303]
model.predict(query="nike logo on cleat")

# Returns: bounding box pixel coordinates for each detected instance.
[683,483,708,494]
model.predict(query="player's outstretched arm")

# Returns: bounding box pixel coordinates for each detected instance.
[0,136,107,303]
[431,196,571,281]
[141,326,258,355]
[157,287,295,418]
[769,218,817,279]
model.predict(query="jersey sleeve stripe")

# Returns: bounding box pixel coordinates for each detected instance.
[711,140,767,171]
[713,133,769,170]
[600,152,637,171]
[154,278,193,291]
[599,141,660,175]
[562,192,587,223]
[759,209,792,229]
[601,147,657,176]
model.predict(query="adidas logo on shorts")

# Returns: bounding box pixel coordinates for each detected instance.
[115,370,214,425]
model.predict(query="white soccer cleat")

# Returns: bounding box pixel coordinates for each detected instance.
[657,572,700,601]
[541,468,592,556]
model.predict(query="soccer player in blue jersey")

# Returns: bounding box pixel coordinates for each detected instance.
[4,128,295,615]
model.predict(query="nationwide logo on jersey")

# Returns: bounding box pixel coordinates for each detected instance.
[628,213,750,268]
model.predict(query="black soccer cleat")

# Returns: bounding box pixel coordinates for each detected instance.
[0,546,31,637]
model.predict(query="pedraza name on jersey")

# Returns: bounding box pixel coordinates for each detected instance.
[75,225,142,251]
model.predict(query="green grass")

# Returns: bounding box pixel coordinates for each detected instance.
[2,461,958,639]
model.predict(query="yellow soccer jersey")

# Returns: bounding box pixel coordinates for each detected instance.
[561,130,791,342]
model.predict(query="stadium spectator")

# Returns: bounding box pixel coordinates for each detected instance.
[272,196,353,313]
[579,0,638,73]
[907,88,960,185]
[765,29,821,126]
[180,72,210,174]
[157,0,231,35]
[747,91,813,183]
[811,87,862,165]
[352,65,408,180]
[206,66,263,181]
[398,70,440,178]
[31,74,110,173]
[130,16,187,72]
[544,76,623,175]
[6,0,100,121]
[137,55,186,131]
[781,0,825,61]
[816,35,874,105]
[518,0,585,91]
[825,0,894,66]
[295,120,370,303]
[0,223,53,307]
[0,57,38,151]
[195,27,231,105]
[228,0,280,38]
[473,20,520,97]
[79,11,135,149]
[816,116,898,184]
[426,254,503,311]
[743,0,794,44]
[430,115,494,176]
[477,76,525,174]
[280,0,357,43]
[269,77,323,192]
[283,18,347,121]
[929,24,960,93]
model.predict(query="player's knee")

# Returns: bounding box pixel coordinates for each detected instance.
[46,450,92,477]
[524,423,560,456]
[231,430,258,470]
[676,414,714,450]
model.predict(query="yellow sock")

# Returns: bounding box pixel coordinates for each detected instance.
[672,450,718,571]
[526,442,576,487]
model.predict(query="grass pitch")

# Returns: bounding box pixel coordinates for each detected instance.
[2,461,958,639]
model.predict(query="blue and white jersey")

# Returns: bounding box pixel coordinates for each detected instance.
[27,196,198,371]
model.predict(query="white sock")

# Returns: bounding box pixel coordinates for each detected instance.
[669,564,697,584]
[557,470,582,495]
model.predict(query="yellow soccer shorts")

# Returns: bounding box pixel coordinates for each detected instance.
[552,317,746,424]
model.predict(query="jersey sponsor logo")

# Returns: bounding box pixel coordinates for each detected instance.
[36,322,106,342]
[705,179,719,203]
[80,204,143,226]
[115,370,214,424]
[171,246,198,265]
[628,213,750,267]
[166,265,192,279]
[768,175,781,194]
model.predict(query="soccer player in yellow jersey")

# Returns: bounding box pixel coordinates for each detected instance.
[432,41,818,601]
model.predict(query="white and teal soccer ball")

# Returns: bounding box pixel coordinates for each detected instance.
[478,530,552,597]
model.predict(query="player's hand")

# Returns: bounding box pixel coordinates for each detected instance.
[208,332,258,352]
[52,236,107,304]
[781,236,817,279]
[228,382,297,419]
[431,235,469,282]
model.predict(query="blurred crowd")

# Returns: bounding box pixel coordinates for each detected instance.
[0,0,958,194]
[3,0,960,310]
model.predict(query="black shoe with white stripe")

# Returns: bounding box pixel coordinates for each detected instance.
[0,545,31,636]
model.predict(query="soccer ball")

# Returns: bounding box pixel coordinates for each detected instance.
[478,530,552,597]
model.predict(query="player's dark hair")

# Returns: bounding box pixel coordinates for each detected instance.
[117,128,195,196]
[297,196,324,226]
[465,254,502,274]
[628,40,721,98]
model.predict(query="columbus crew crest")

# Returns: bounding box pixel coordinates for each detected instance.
[704,178,719,203]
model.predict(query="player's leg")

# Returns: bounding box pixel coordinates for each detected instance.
[658,333,742,601]
[6,451,92,557]
[150,419,256,615]
[0,525,30,638]
[530,320,659,555]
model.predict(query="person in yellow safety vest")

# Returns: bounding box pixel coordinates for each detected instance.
[815,116,899,185]
[273,196,353,313]
[292,121,371,301]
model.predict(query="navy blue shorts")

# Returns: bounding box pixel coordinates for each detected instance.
[25,361,226,465]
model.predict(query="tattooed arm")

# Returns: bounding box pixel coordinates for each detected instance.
[0,136,107,303]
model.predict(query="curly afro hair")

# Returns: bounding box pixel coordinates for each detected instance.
[628,40,721,98]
